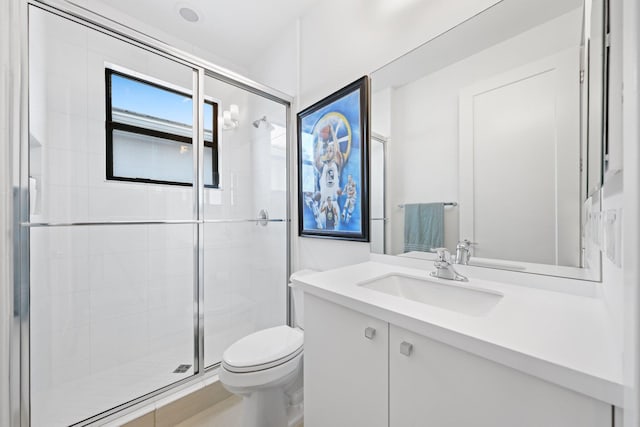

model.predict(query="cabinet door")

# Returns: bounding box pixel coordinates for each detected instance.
[390,325,611,427]
[304,294,389,427]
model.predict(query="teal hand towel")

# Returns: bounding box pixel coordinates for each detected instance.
[403,203,444,253]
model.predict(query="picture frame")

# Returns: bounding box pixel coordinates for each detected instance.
[297,76,370,241]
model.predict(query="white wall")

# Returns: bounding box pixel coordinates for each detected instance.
[248,22,299,98]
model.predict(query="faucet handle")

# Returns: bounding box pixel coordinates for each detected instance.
[431,248,451,263]
[457,239,477,249]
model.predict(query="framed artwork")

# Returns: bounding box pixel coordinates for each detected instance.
[297,76,369,241]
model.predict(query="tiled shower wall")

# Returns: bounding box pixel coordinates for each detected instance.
[28,7,287,426]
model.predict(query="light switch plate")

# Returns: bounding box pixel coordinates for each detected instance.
[604,208,622,267]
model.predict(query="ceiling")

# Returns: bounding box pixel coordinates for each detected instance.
[79,0,320,70]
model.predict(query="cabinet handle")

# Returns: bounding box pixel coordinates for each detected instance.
[400,341,413,356]
[364,327,376,339]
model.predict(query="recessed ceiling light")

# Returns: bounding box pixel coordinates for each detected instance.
[179,7,199,23]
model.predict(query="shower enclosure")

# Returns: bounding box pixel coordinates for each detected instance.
[19,2,291,426]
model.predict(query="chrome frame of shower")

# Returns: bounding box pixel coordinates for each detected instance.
[11,1,294,425]
[370,132,388,254]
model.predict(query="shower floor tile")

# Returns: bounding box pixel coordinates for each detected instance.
[32,349,194,427]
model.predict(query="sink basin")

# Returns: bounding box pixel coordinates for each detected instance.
[358,273,503,316]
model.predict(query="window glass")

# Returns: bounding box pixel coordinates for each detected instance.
[107,69,218,187]
[111,73,193,127]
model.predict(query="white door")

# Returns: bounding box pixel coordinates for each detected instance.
[459,48,581,266]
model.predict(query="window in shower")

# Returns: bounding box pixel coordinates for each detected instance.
[106,69,219,187]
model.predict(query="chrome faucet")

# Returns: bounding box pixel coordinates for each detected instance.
[430,248,468,282]
[454,239,475,265]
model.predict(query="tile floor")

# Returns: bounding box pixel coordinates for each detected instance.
[175,395,242,427]
[176,395,304,427]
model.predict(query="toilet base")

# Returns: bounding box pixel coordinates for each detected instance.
[286,400,304,427]
[241,388,302,427]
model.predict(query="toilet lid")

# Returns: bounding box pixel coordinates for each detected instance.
[222,325,303,373]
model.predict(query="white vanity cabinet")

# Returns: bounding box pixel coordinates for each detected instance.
[390,325,611,427]
[304,294,389,427]
[304,295,612,427]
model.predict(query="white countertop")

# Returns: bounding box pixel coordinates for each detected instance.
[292,259,624,406]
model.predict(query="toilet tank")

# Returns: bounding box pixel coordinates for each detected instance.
[289,269,317,330]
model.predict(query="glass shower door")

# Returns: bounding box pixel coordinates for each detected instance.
[29,8,198,426]
[202,74,289,368]
[27,5,291,426]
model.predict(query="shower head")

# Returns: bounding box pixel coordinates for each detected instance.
[252,116,274,130]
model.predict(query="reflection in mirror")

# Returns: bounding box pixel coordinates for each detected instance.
[369,0,605,280]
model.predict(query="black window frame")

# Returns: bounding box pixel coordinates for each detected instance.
[105,68,219,188]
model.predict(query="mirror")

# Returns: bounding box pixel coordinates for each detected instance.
[369,0,606,280]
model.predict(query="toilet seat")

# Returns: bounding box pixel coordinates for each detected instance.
[220,328,304,391]
[222,325,303,374]
[217,273,312,427]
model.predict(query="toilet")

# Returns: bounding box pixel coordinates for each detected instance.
[219,270,315,427]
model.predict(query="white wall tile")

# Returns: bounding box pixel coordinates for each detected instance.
[148,224,194,251]
[88,185,150,220]
[33,292,92,332]
[45,147,89,187]
[148,249,193,282]
[89,226,148,255]
[147,306,194,355]
[45,66,88,118]
[85,119,105,154]
[34,8,88,49]
[28,8,289,425]
[147,275,194,311]
[91,313,148,371]
[44,257,90,295]
[46,111,89,151]
[147,187,193,220]
[90,277,148,321]
[50,326,92,385]
[51,358,91,385]
[41,185,90,223]
[32,8,198,222]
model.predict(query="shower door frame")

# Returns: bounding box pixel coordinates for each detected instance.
[11,1,294,425]
[370,132,388,254]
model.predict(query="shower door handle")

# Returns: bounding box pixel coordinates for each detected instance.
[257,209,269,226]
